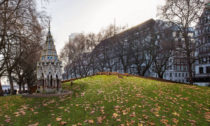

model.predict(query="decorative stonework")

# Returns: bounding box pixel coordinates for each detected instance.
[36,26,62,92]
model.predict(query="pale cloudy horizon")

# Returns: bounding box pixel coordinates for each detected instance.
[37,0,165,54]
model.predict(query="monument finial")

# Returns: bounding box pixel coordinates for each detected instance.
[49,20,51,32]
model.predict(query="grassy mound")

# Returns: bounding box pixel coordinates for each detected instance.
[0,75,209,126]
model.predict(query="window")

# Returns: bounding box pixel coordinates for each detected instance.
[207,67,210,73]
[177,66,180,71]
[173,32,176,37]
[208,36,210,43]
[181,66,183,71]
[42,56,45,60]
[179,73,181,77]
[170,73,172,77]
[203,57,207,63]
[175,73,177,77]
[209,56,210,63]
[199,67,204,74]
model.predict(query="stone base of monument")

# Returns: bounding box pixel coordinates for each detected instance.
[22,87,72,98]
[22,90,72,98]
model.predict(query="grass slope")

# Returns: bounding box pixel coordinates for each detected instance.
[0,75,209,126]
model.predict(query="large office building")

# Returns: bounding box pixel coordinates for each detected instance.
[194,2,210,86]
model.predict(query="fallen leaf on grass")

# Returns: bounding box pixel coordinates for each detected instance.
[112,113,118,118]
[97,117,103,124]
[34,112,38,115]
[20,110,26,115]
[43,104,48,106]
[204,112,210,122]
[58,107,64,109]
[77,123,82,125]
[81,92,85,96]
[90,110,95,114]
[138,123,143,126]
[14,112,20,117]
[60,121,67,125]
[56,117,62,121]
[116,118,121,122]
[130,112,136,117]
[142,114,149,120]
[172,118,179,124]
[5,119,10,123]
[122,110,127,115]
[172,112,180,117]
[147,122,155,126]
[160,119,168,125]
[28,122,39,126]
[88,120,94,124]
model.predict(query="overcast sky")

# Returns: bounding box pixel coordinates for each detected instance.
[37,0,165,54]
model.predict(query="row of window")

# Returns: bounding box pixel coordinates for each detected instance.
[199,13,210,24]
[39,62,60,66]
[42,56,58,60]
[173,65,188,71]
[199,36,210,44]
[198,46,210,54]
[198,56,210,64]
[168,72,188,78]
[199,66,210,74]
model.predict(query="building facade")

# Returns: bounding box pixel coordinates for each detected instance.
[37,27,62,91]
[194,2,210,86]
[162,26,195,83]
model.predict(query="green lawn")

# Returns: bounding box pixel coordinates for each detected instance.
[0,75,209,126]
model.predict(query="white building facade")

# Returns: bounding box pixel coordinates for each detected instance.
[194,2,210,86]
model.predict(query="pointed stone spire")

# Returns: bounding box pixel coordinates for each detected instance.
[49,20,51,32]
[38,21,59,63]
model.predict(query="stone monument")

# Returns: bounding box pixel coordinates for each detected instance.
[36,25,62,93]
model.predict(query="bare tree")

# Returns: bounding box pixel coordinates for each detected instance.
[158,0,205,83]
[0,77,3,96]
[61,23,126,79]
[152,21,176,78]
[0,0,46,94]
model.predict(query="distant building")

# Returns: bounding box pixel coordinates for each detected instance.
[91,19,156,76]
[63,19,196,84]
[91,19,195,83]
[193,2,210,86]
[162,26,195,83]
[37,26,62,91]
[69,33,79,42]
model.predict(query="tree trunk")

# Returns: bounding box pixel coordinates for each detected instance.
[8,71,14,95]
[187,57,193,84]
[18,83,22,94]
[137,65,141,76]
[184,33,193,84]
[23,84,25,92]
[158,73,163,79]
[27,83,31,94]
[0,79,3,96]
